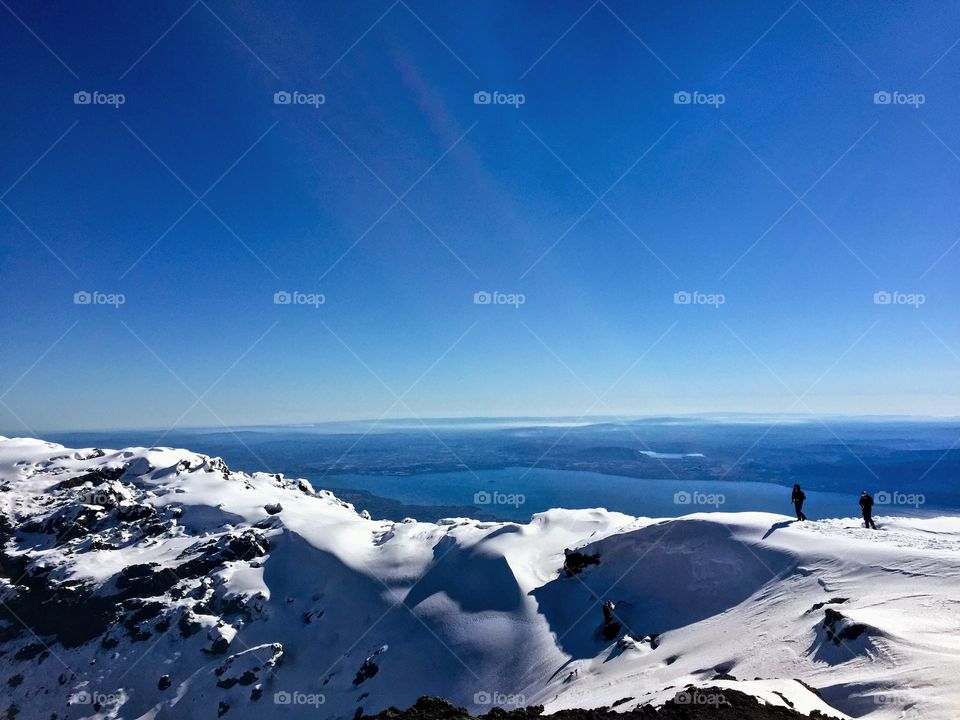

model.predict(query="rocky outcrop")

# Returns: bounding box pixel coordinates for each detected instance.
[563,548,600,576]
[214,643,283,689]
[0,458,271,652]
[354,646,388,686]
[822,608,869,645]
[360,690,844,719]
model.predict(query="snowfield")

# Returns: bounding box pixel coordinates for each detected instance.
[1,436,958,719]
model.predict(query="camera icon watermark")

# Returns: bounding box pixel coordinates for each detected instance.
[473,90,526,108]
[474,690,525,707]
[273,690,325,706]
[74,90,125,108]
[474,490,525,508]
[274,290,325,308]
[873,90,924,108]
[74,290,125,308]
[474,290,525,308]
[70,690,122,706]
[673,490,725,508]
[873,290,925,308]
[80,489,114,505]
[674,690,728,706]
[673,90,725,108]
[875,490,925,508]
[273,90,325,107]
[674,290,725,307]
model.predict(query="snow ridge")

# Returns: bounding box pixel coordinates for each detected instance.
[1,437,958,719]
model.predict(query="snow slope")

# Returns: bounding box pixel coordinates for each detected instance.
[0,436,957,719]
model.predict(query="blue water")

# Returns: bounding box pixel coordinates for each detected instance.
[38,425,958,522]
[316,467,937,523]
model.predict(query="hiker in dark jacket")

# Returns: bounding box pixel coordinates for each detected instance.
[859,491,878,529]
[791,484,807,521]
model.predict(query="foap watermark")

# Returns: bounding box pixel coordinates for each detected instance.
[274,290,325,308]
[873,693,920,718]
[474,691,525,707]
[273,690,326,707]
[474,490,525,508]
[674,290,725,307]
[674,490,725,508]
[873,90,925,108]
[74,90,125,108]
[474,290,525,308]
[673,690,728,707]
[873,691,910,708]
[875,491,925,508]
[873,290,925,308]
[674,90,725,108]
[80,489,116,506]
[74,290,125,308]
[69,690,123,706]
[274,90,325,107]
[474,90,525,108]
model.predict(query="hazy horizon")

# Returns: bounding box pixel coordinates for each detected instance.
[11,410,960,439]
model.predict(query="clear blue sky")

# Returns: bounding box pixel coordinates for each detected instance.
[1,0,958,432]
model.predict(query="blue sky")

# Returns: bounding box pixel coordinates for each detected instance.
[1,0,959,432]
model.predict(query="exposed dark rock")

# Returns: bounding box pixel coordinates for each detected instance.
[158,675,171,691]
[52,467,124,492]
[45,505,106,544]
[822,608,868,644]
[124,599,164,624]
[176,530,269,578]
[360,689,845,719]
[178,610,202,638]
[14,644,45,661]
[806,598,848,614]
[116,502,156,522]
[354,647,387,686]
[140,521,166,537]
[128,627,152,642]
[793,680,823,700]
[206,624,235,655]
[563,549,600,577]
[115,563,179,596]
[600,601,622,641]
[264,503,282,515]
[772,692,794,708]
[353,660,379,685]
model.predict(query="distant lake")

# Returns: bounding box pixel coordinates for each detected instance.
[39,424,959,522]
[314,466,939,522]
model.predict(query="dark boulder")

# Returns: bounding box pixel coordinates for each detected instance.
[563,549,600,577]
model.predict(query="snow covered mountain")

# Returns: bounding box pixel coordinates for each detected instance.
[1,436,957,719]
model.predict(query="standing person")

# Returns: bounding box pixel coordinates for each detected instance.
[859,491,878,529]
[791,484,807,521]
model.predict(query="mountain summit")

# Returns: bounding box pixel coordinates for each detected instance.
[1,437,956,719]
